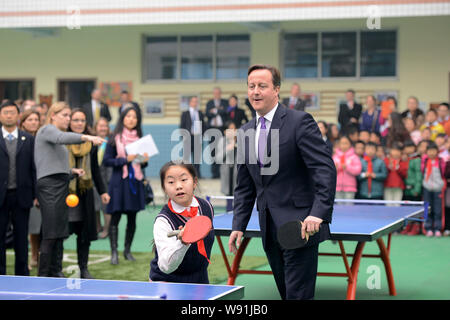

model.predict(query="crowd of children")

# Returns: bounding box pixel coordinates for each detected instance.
[321,101,450,237]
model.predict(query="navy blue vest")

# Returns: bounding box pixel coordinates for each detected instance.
[149,197,215,284]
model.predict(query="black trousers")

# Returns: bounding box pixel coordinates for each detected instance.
[264,210,319,300]
[0,189,30,276]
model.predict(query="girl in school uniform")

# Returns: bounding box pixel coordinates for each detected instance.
[150,161,214,284]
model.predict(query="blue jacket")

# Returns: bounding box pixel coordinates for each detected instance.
[357,156,387,199]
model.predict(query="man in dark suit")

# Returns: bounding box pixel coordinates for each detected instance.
[81,88,111,127]
[229,65,336,300]
[118,90,142,119]
[180,96,206,178]
[282,83,307,112]
[0,100,36,276]
[338,89,362,135]
[205,87,228,178]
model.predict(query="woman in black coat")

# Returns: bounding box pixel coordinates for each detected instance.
[67,109,110,278]
[103,106,148,265]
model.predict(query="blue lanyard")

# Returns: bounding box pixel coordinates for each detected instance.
[128,164,137,195]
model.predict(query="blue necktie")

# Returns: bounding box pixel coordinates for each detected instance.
[7,134,14,142]
[258,117,267,167]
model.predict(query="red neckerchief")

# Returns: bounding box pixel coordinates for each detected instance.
[167,199,210,263]
[363,155,373,194]
[340,154,346,171]
[426,157,439,181]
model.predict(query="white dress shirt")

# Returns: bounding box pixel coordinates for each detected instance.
[255,103,279,161]
[189,107,202,135]
[153,197,200,274]
[2,127,18,140]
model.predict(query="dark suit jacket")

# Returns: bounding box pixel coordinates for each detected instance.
[81,101,112,127]
[0,130,36,209]
[205,99,228,130]
[282,97,307,112]
[226,107,249,129]
[338,102,362,134]
[232,104,336,249]
[180,109,206,134]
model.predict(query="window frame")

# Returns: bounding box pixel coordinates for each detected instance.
[281,29,398,82]
[142,33,250,83]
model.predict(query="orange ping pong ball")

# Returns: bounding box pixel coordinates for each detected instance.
[66,194,79,207]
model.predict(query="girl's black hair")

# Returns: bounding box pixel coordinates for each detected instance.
[159,160,198,191]
[109,106,143,146]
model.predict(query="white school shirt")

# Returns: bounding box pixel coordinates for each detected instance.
[153,197,200,274]
[255,103,278,162]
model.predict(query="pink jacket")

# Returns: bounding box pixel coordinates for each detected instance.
[333,147,362,192]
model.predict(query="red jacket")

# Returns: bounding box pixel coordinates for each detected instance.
[384,157,408,189]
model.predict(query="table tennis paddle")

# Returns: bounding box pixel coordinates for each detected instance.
[277,220,309,250]
[167,215,212,244]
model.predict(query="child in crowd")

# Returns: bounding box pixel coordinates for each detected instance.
[150,161,214,283]
[421,142,445,237]
[358,142,387,200]
[333,135,362,201]
[434,133,449,161]
[376,145,386,161]
[420,109,445,141]
[359,130,370,144]
[401,140,424,235]
[384,142,408,205]
[354,140,365,159]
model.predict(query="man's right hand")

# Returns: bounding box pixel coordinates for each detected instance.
[228,231,244,255]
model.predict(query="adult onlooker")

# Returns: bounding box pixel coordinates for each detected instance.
[282,83,306,111]
[360,95,380,133]
[19,109,41,269]
[93,117,113,239]
[67,109,110,278]
[385,112,410,148]
[403,117,422,146]
[81,89,111,127]
[180,96,206,178]
[205,87,228,179]
[317,121,333,156]
[118,90,141,119]
[226,94,248,129]
[401,96,424,123]
[0,100,36,276]
[338,89,362,135]
[34,102,104,277]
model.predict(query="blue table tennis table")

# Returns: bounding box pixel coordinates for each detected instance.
[211,202,424,300]
[0,275,244,300]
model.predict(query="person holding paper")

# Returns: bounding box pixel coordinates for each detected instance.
[103,106,149,265]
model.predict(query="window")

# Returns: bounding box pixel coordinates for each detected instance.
[361,31,396,77]
[145,37,178,80]
[284,33,318,78]
[283,30,396,79]
[321,32,356,77]
[144,34,250,81]
[0,80,34,101]
[216,35,250,79]
[181,36,213,80]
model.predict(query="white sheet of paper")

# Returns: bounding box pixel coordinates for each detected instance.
[125,134,159,159]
